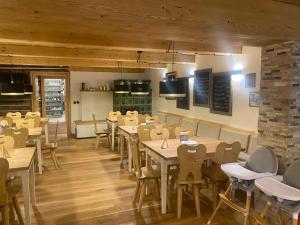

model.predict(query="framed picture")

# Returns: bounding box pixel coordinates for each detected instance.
[249,92,260,107]
[245,73,256,88]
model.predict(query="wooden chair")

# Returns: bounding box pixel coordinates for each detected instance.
[25,111,41,118]
[124,116,139,126]
[6,112,21,120]
[137,125,156,151]
[92,114,111,149]
[4,128,29,148]
[16,119,35,129]
[163,124,177,139]
[126,111,138,117]
[117,115,125,126]
[108,111,121,119]
[0,158,24,225]
[202,142,241,208]
[174,127,194,139]
[0,135,14,150]
[177,144,207,218]
[129,138,160,212]
[150,127,169,141]
[0,117,13,127]
[42,121,60,169]
[138,114,146,124]
[145,115,160,124]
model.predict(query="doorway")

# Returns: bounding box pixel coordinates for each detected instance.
[31,71,71,137]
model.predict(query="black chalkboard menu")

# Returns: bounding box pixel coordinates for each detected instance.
[193,68,212,107]
[176,77,189,110]
[210,72,232,116]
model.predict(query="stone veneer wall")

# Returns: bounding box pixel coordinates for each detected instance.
[259,41,300,167]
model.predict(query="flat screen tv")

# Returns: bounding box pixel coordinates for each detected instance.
[159,79,186,98]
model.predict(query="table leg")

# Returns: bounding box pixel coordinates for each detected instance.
[21,171,31,225]
[127,137,132,172]
[30,161,36,206]
[120,135,125,169]
[44,123,49,145]
[36,138,43,174]
[161,159,168,214]
[111,122,115,150]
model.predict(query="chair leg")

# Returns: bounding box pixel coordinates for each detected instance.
[50,150,59,169]
[254,202,271,225]
[2,205,10,225]
[95,135,100,150]
[212,182,218,209]
[155,179,160,197]
[177,185,183,219]
[193,184,201,218]
[138,181,146,212]
[53,150,60,168]
[207,184,231,225]
[292,213,298,225]
[12,196,24,225]
[133,180,141,205]
[9,203,15,222]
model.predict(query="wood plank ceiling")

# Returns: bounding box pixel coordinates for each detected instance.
[0,0,299,69]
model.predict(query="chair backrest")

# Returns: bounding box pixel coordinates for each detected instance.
[54,121,59,144]
[0,117,13,127]
[145,115,160,124]
[117,115,125,126]
[6,112,21,120]
[137,125,156,142]
[124,116,138,126]
[177,144,207,184]
[283,159,300,190]
[126,111,138,117]
[0,135,14,150]
[25,115,41,127]
[219,127,250,151]
[4,128,29,148]
[25,111,41,118]
[16,118,35,129]
[92,114,97,133]
[246,147,278,174]
[150,127,170,140]
[0,158,9,205]
[214,142,241,164]
[163,124,177,139]
[128,138,142,177]
[138,114,146,124]
[174,127,194,139]
[109,111,121,118]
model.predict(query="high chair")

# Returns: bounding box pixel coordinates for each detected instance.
[254,159,300,225]
[207,148,278,225]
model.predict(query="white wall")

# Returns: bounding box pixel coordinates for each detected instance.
[70,71,145,133]
[145,46,261,131]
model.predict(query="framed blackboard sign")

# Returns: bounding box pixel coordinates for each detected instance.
[193,68,212,107]
[210,72,232,116]
[176,77,189,110]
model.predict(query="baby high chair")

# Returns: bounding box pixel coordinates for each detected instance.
[254,159,300,225]
[207,147,278,225]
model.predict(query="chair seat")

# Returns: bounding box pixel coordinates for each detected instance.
[96,129,110,135]
[138,165,161,179]
[42,142,58,149]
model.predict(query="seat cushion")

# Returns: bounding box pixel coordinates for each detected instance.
[219,128,250,150]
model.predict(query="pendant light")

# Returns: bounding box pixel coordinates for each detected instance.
[131,51,150,96]
[114,61,130,94]
[1,56,25,96]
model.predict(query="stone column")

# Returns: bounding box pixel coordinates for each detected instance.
[259,41,300,168]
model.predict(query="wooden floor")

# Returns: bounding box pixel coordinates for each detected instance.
[16,137,267,225]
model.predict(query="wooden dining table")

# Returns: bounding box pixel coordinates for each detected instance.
[143,136,221,214]
[118,125,138,171]
[5,147,36,225]
[28,127,43,174]
[106,117,117,150]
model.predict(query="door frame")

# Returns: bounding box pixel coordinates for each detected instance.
[31,71,71,137]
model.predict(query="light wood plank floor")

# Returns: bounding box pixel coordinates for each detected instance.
[17,137,267,225]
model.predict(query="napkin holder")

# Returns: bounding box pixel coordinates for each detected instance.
[161,138,168,149]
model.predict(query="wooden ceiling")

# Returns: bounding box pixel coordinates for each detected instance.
[0,0,299,69]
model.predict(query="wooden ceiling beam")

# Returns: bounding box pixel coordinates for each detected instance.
[0,43,195,64]
[0,55,167,69]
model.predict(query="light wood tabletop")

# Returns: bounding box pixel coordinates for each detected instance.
[143,136,221,160]
[6,147,36,171]
[118,125,138,135]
